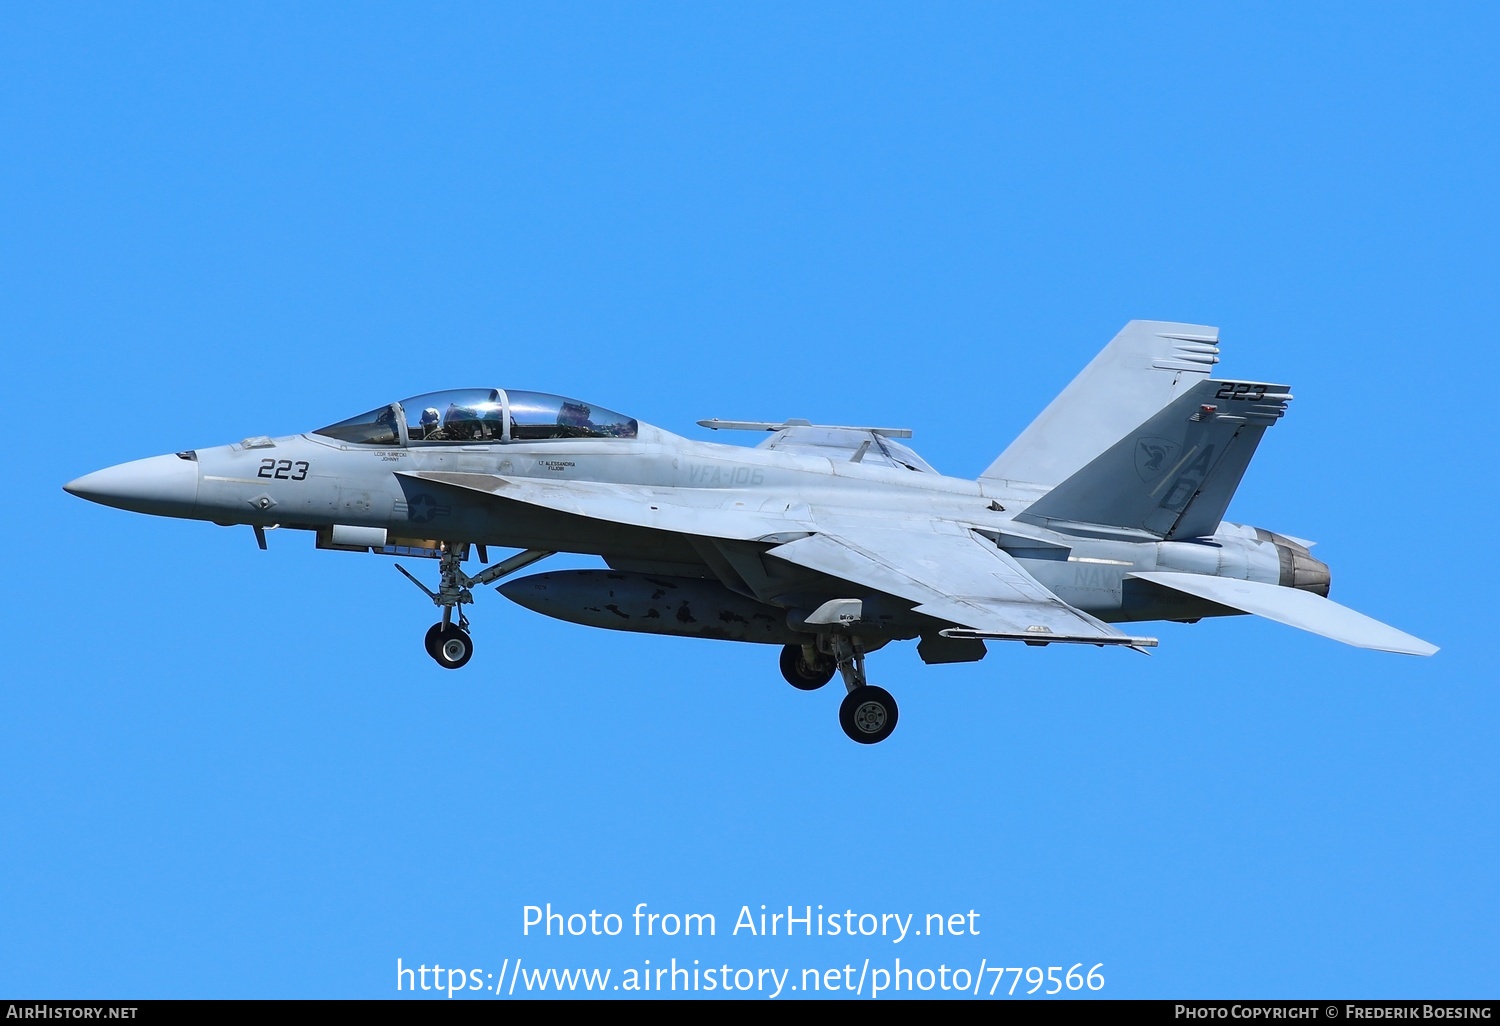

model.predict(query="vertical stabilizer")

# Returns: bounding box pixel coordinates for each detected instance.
[982,320,1220,487]
[1015,379,1290,539]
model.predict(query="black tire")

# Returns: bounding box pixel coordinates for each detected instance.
[838,685,898,744]
[424,623,446,659]
[431,625,473,670]
[779,644,836,691]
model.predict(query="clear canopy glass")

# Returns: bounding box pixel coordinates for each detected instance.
[508,390,639,440]
[315,402,402,446]
[403,389,505,442]
[315,390,638,446]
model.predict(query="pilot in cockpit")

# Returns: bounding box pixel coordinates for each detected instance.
[443,403,501,441]
[419,407,446,440]
[557,400,596,438]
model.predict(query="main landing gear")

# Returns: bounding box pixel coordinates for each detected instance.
[779,644,837,691]
[397,543,552,670]
[779,637,899,745]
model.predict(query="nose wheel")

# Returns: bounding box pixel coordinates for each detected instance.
[424,622,473,670]
[398,544,553,669]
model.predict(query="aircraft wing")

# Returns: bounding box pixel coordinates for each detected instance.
[404,471,1155,647]
[766,520,1158,648]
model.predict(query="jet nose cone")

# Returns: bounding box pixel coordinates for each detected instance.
[65,454,200,517]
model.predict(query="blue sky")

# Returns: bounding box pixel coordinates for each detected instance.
[4,2,1496,999]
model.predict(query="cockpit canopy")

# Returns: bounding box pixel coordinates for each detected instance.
[315,389,639,446]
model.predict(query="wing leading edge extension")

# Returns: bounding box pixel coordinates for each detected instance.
[397,470,786,540]
[766,523,1157,649]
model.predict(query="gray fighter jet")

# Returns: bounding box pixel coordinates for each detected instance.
[65,321,1436,743]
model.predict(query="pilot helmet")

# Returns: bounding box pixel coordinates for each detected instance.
[420,407,441,432]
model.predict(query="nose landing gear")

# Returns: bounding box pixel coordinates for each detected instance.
[398,544,553,669]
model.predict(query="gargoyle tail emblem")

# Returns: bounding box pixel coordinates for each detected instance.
[1135,437,1178,481]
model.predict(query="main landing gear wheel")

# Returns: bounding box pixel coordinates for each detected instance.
[427,623,473,670]
[779,644,836,691]
[839,685,898,744]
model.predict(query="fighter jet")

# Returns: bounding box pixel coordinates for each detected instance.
[64,321,1435,744]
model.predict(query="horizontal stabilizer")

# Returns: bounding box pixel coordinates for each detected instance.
[1130,571,1438,656]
